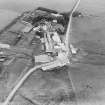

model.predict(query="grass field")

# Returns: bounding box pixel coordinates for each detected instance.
[0,1,105,104]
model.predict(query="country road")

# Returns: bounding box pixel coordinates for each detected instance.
[0,0,105,105]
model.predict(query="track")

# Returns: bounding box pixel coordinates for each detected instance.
[1,0,81,104]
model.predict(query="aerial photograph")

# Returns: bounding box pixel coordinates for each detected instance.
[0,0,105,105]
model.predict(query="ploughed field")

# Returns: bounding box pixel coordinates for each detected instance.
[0,10,105,105]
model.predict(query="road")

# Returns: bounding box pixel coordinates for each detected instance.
[0,9,105,105]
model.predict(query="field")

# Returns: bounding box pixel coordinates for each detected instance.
[0,1,105,104]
